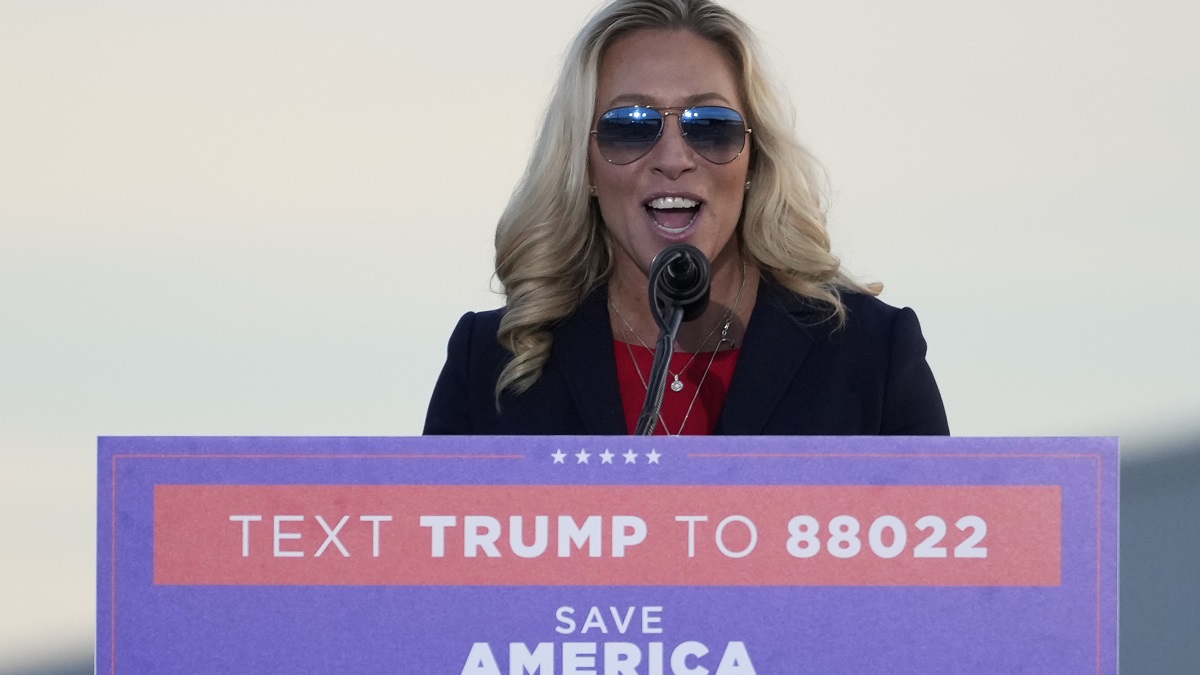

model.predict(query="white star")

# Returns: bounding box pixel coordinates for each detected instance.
[575,449,591,464]
[600,449,615,464]
[646,449,662,464]
[623,449,638,464]
[551,449,566,464]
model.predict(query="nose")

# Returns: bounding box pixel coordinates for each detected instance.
[648,113,697,179]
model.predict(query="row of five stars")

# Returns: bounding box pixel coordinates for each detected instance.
[551,448,662,465]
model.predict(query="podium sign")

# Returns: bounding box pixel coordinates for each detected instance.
[98,436,1117,673]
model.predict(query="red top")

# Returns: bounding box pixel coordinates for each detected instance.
[613,340,741,435]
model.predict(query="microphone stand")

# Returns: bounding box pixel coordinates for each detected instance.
[634,307,684,435]
[634,245,711,436]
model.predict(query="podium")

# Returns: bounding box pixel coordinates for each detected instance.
[98,436,1117,673]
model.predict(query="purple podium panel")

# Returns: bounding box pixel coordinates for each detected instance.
[97,436,1117,674]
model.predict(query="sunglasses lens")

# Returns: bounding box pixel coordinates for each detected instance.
[680,107,748,164]
[594,107,663,164]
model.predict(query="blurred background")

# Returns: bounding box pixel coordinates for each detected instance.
[1,0,1196,672]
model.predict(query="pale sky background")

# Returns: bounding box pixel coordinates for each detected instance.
[2,0,1198,668]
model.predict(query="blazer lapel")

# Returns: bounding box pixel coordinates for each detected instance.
[552,285,628,435]
[716,277,817,435]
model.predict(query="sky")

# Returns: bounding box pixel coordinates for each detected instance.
[1,0,1198,667]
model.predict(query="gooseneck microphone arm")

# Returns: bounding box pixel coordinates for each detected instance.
[635,308,684,436]
[634,244,712,436]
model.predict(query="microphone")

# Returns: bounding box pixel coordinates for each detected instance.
[635,245,712,435]
[649,244,711,329]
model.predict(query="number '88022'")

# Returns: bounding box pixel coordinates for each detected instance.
[785,515,988,559]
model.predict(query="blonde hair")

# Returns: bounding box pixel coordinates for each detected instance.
[493,0,872,400]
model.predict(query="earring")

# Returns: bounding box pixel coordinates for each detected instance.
[588,185,597,196]
[744,181,752,191]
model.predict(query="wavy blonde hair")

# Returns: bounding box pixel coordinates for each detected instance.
[493,0,873,400]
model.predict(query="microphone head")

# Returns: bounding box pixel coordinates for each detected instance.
[648,244,711,328]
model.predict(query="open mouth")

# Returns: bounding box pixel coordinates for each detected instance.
[645,196,702,234]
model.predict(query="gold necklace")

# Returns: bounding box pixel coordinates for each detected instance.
[611,302,730,393]
[616,326,727,435]
[610,259,746,394]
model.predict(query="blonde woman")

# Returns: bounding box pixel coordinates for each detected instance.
[425,0,947,436]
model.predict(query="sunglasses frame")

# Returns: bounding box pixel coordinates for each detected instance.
[590,105,752,166]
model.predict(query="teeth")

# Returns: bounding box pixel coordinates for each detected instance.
[647,196,700,209]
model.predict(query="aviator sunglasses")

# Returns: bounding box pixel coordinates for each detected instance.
[591,105,752,165]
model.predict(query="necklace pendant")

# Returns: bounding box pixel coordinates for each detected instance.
[670,376,684,393]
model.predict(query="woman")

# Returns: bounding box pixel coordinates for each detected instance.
[424,0,948,436]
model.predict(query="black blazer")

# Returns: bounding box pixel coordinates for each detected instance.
[424,276,949,435]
